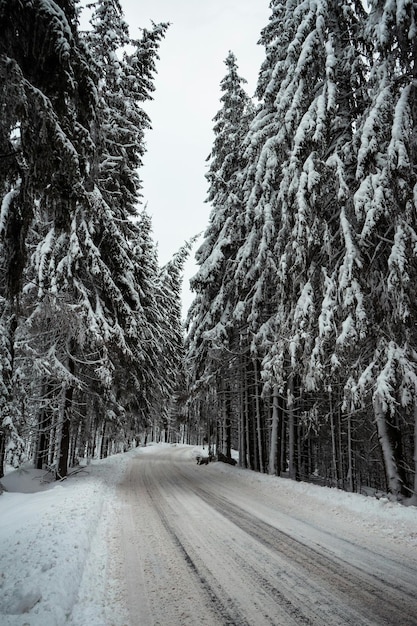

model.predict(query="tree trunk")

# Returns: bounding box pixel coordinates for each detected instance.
[374,394,406,500]
[57,350,75,479]
[280,400,287,475]
[413,403,417,504]
[288,374,296,480]
[239,344,248,468]
[268,384,280,475]
[329,394,338,486]
[36,429,46,470]
[245,362,252,470]
[225,391,231,459]
[238,379,244,467]
[0,308,17,478]
[337,406,344,489]
[252,410,258,470]
[57,383,73,478]
[35,382,54,470]
[0,429,5,479]
[347,412,354,492]
[100,421,107,459]
[253,359,264,473]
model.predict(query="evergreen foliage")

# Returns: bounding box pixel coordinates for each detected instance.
[186,0,417,503]
[1,0,416,502]
[350,0,417,499]
[0,0,188,479]
[186,52,254,458]
[0,0,97,476]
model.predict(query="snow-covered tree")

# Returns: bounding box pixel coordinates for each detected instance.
[226,0,368,478]
[186,52,253,461]
[0,0,97,476]
[349,0,417,500]
[188,52,253,344]
[1,0,170,477]
[153,239,195,440]
[86,0,168,214]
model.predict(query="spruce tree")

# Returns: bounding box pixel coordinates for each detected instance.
[205,0,368,479]
[0,0,97,476]
[1,0,169,476]
[352,0,417,500]
[186,52,253,458]
[154,239,195,439]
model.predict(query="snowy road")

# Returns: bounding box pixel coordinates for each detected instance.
[108,446,417,626]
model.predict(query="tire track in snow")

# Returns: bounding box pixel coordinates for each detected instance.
[175,464,417,626]
[143,453,318,625]
[141,463,253,626]
[117,457,223,626]
[166,466,364,625]
[118,447,417,625]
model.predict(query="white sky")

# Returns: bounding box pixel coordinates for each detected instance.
[119,0,271,314]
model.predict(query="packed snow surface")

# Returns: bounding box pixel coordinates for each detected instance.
[0,443,416,625]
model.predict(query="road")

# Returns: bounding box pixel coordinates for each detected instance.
[110,445,417,626]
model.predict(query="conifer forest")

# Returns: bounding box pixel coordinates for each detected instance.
[1,0,417,504]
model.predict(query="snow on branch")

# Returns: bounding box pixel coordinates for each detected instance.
[0,187,20,236]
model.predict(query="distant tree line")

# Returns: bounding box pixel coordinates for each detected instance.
[0,0,189,479]
[185,0,417,504]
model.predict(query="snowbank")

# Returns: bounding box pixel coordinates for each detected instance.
[0,446,142,626]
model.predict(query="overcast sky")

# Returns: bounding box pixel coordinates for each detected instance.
[119,0,271,314]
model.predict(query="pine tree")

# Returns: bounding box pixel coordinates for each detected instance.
[78,4,170,441]
[0,0,97,476]
[86,0,168,214]
[181,2,363,487]
[221,0,367,478]
[153,239,195,440]
[269,0,368,482]
[189,52,252,335]
[1,0,169,477]
[186,52,253,460]
[351,0,417,500]
[36,2,169,476]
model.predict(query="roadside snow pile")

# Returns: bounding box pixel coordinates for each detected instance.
[0,446,143,626]
[211,461,417,547]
